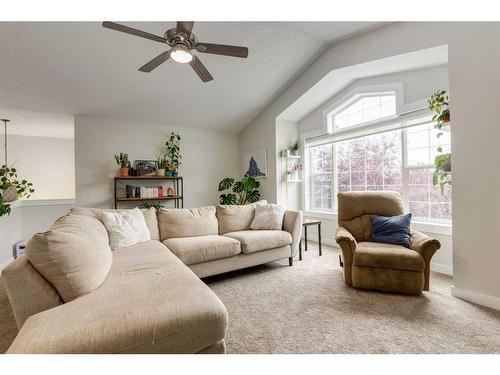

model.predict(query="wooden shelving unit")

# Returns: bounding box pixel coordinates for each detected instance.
[113,176,183,209]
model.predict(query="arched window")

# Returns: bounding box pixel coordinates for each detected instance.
[330,92,396,131]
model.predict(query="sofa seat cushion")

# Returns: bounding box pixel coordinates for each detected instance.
[223,230,292,254]
[8,240,228,354]
[353,242,424,272]
[163,235,241,265]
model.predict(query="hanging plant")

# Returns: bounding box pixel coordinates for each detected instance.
[0,165,35,217]
[428,90,451,194]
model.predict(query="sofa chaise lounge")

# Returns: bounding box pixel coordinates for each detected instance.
[2,204,303,354]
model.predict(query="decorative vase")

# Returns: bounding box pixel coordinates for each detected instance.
[172,171,178,177]
[2,186,18,202]
[167,185,174,196]
[119,167,129,177]
[156,169,165,177]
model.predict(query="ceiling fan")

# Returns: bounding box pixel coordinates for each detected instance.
[102,21,249,82]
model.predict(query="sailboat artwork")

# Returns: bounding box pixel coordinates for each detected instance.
[244,149,267,178]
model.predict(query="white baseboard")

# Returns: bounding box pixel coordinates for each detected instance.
[0,257,14,272]
[430,262,453,276]
[451,285,500,311]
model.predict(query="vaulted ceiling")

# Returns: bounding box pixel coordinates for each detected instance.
[0,22,385,133]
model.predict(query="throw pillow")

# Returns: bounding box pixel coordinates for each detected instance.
[101,207,151,250]
[216,200,267,234]
[370,213,412,248]
[250,203,285,230]
[25,214,113,302]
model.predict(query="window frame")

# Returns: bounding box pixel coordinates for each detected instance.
[305,89,452,226]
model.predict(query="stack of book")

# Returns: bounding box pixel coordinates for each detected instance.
[140,186,164,198]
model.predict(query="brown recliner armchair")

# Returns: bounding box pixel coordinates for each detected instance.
[335,191,441,295]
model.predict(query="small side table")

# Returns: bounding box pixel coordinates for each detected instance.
[299,219,322,261]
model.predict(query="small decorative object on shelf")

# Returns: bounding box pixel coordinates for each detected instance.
[114,153,131,176]
[428,90,451,194]
[139,201,164,210]
[113,175,183,209]
[280,147,302,182]
[167,185,174,196]
[165,132,181,177]
[288,140,301,156]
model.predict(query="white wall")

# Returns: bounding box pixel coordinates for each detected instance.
[299,65,449,136]
[75,115,240,208]
[7,135,75,200]
[239,22,500,309]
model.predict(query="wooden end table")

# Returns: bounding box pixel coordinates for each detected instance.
[299,219,322,261]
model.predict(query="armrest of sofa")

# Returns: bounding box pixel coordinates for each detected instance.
[410,230,441,291]
[283,210,303,257]
[335,227,357,285]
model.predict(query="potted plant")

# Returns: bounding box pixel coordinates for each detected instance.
[428,90,450,130]
[165,132,181,176]
[0,165,35,217]
[155,156,168,177]
[218,176,260,205]
[428,90,452,194]
[114,153,131,177]
[289,140,301,156]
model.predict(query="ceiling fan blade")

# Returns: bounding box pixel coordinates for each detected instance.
[196,43,248,58]
[189,56,213,82]
[139,50,171,72]
[102,21,167,44]
[177,21,195,34]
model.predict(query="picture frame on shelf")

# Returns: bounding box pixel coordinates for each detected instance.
[134,160,156,176]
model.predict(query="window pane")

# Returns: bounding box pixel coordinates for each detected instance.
[310,144,332,174]
[311,175,332,210]
[333,93,396,131]
[406,122,450,167]
[408,168,452,220]
[334,130,402,195]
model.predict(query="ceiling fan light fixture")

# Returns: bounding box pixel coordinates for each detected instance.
[170,44,193,64]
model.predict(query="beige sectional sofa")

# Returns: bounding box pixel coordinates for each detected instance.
[2,204,303,354]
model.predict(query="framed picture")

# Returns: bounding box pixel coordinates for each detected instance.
[134,160,156,176]
[243,148,267,178]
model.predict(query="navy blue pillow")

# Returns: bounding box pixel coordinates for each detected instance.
[370,213,412,248]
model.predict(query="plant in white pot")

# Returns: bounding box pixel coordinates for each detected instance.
[289,140,301,156]
[155,156,168,176]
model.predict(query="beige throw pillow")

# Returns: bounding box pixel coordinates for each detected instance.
[70,207,160,241]
[216,200,267,234]
[158,206,218,240]
[250,203,285,230]
[25,214,112,302]
[101,208,151,250]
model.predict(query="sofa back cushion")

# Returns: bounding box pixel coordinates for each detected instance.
[216,200,267,234]
[158,206,218,240]
[70,207,160,241]
[25,214,113,302]
[337,191,404,241]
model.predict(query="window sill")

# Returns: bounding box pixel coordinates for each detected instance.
[8,198,76,209]
[304,210,452,236]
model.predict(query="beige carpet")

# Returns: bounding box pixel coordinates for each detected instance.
[1,244,500,353]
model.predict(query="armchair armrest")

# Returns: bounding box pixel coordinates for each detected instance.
[283,210,303,257]
[335,227,357,285]
[410,230,441,291]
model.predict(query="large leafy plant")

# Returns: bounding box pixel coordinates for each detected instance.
[218,177,260,205]
[165,132,181,170]
[0,165,35,217]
